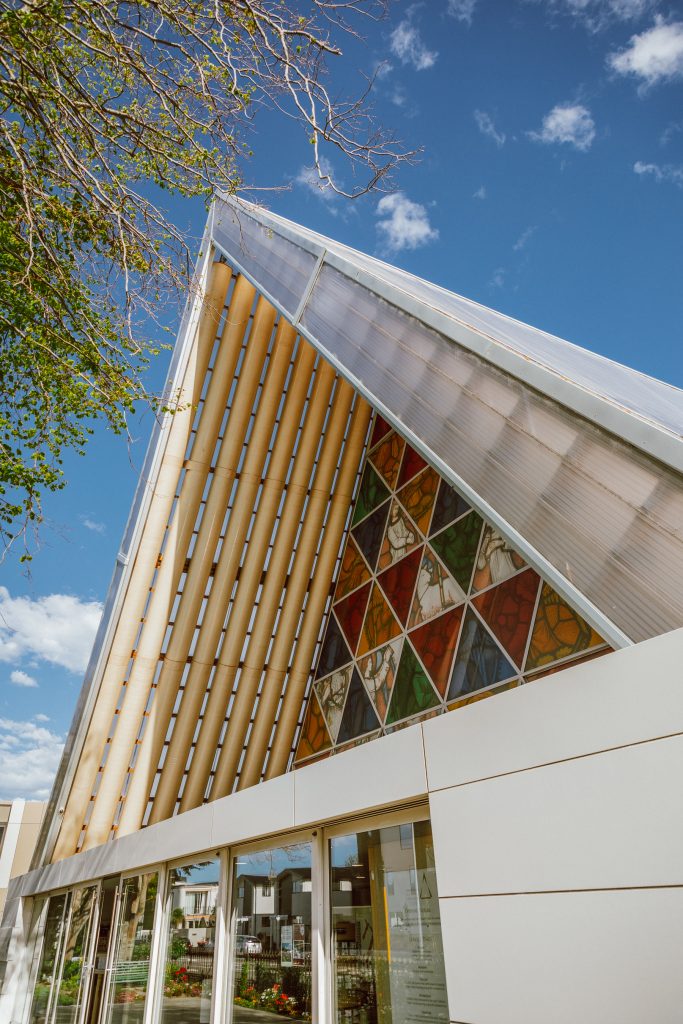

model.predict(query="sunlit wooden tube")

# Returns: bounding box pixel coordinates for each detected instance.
[79,274,256,850]
[52,261,231,861]
[209,378,356,800]
[114,300,283,838]
[147,340,318,824]
[264,396,371,780]
[178,360,337,814]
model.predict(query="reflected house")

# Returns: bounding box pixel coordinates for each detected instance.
[2,196,683,1024]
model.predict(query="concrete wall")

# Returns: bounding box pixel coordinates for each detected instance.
[0,803,45,917]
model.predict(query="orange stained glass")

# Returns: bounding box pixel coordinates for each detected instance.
[397,467,440,535]
[335,536,371,602]
[447,680,518,711]
[294,692,332,762]
[525,583,605,671]
[357,583,403,657]
[526,649,609,679]
[377,500,422,571]
[370,431,405,490]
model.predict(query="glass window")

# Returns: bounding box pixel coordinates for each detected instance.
[159,858,219,1024]
[104,872,158,1024]
[330,819,449,1023]
[54,884,98,1024]
[29,892,69,1024]
[231,842,312,1020]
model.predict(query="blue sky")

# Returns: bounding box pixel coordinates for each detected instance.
[2,0,682,800]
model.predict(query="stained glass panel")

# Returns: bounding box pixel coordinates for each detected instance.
[334,581,371,655]
[352,464,390,526]
[448,680,518,710]
[315,614,353,679]
[335,536,372,601]
[357,584,403,657]
[315,666,354,742]
[358,637,403,722]
[448,609,518,701]
[377,547,423,626]
[526,582,604,670]
[370,413,391,449]
[472,568,541,667]
[472,524,526,592]
[429,479,471,536]
[337,668,381,743]
[295,692,332,761]
[409,606,465,697]
[351,500,390,575]
[397,467,440,535]
[377,499,422,570]
[397,443,428,488]
[407,547,465,629]
[370,431,405,489]
[386,642,439,725]
[430,510,483,593]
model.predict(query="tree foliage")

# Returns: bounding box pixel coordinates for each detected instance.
[0,0,411,557]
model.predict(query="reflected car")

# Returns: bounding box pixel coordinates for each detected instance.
[236,935,262,954]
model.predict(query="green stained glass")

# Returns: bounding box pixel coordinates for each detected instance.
[386,641,439,725]
[352,464,391,527]
[430,510,483,593]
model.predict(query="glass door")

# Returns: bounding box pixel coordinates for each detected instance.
[29,892,70,1024]
[100,871,158,1024]
[53,884,99,1024]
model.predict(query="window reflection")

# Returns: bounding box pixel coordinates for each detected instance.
[55,885,98,1023]
[330,820,449,1023]
[30,894,68,1024]
[104,872,157,1024]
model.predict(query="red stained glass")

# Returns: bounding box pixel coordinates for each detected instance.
[357,583,402,657]
[377,547,423,626]
[335,536,371,601]
[397,467,440,535]
[333,581,371,655]
[370,431,405,489]
[409,606,465,696]
[369,414,391,449]
[471,568,541,668]
[294,692,332,762]
[397,443,428,488]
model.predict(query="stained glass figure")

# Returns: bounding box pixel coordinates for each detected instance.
[315,666,354,742]
[472,568,541,668]
[429,480,470,536]
[334,581,371,655]
[294,692,332,762]
[351,500,391,574]
[472,524,526,592]
[397,467,440,535]
[525,583,604,670]
[430,510,483,593]
[386,641,439,725]
[397,443,428,488]
[352,464,390,526]
[358,637,403,722]
[370,431,405,489]
[409,606,465,697]
[357,583,403,657]
[377,547,423,626]
[377,500,422,570]
[337,668,381,744]
[447,609,518,701]
[335,536,372,602]
[314,614,353,679]
[408,547,465,629]
[370,414,392,449]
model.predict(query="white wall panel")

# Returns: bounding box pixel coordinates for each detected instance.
[431,733,683,897]
[440,889,683,1024]
[423,628,683,792]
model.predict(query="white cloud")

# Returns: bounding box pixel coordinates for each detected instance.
[389,15,438,71]
[448,0,477,23]
[529,103,596,151]
[81,516,106,535]
[0,718,63,801]
[376,193,439,253]
[35,713,50,722]
[474,110,506,147]
[295,156,336,202]
[609,17,683,86]
[10,669,38,688]
[513,225,537,250]
[490,267,506,288]
[0,587,102,674]
[633,160,683,186]
[473,185,487,199]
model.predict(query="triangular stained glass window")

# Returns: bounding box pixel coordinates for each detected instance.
[429,480,471,537]
[334,536,371,602]
[334,581,371,656]
[357,583,403,657]
[370,431,405,490]
[430,510,483,594]
[471,567,541,668]
[376,547,423,626]
[386,641,440,725]
[294,692,332,762]
[315,666,354,743]
[369,414,392,450]
[351,500,390,575]
[397,443,428,488]
[471,524,526,593]
[447,609,518,702]
[409,605,465,697]
[377,500,422,571]
[525,582,604,671]
[397,467,440,536]
[315,614,353,679]
[352,464,390,527]
[358,637,403,723]
[337,668,381,744]
[407,547,466,629]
